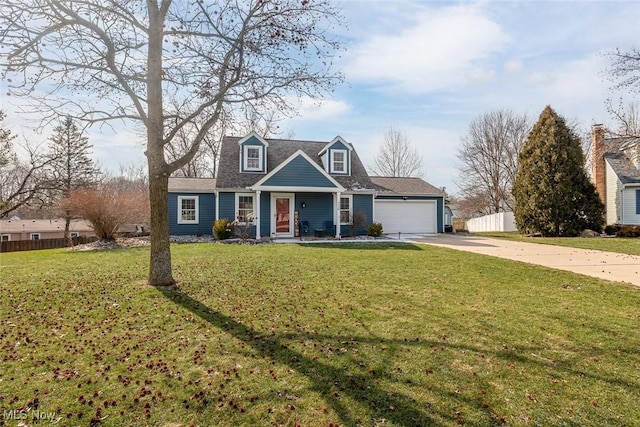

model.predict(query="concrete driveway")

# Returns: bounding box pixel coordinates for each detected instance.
[401,234,640,287]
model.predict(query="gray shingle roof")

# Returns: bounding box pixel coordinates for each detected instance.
[604,137,640,184]
[168,177,216,192]
[370,176,446,196]
[216,136,380,191]
[605,152,640,184]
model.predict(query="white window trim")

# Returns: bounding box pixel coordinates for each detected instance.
[235,193,256,225]
[243,145,263,172]
[1,234,10,242]
[30,233,41,240]
[330,149,347,174]
[339,194,353,225]
[177,195,199,224]
[70,232,80,238]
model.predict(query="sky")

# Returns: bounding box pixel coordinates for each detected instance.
[2,0,639,195]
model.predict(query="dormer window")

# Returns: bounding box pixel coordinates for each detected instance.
[244,145,263,171]
[331,149,347,174]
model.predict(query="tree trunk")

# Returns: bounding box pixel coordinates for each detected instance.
[146,2,174,288]
[148,171,174,287]
[64,212,72,247]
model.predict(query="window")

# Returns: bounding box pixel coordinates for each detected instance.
[70,232,79,238]
[637,189,640,215]
[236,194,255,224]
[30,233,41,240]
[340,195,352,225]
[243,145,263,171]
[1,234,9,242]
[331,149,347,174]
[177,196,199,224]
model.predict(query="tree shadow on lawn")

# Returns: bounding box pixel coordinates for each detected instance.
[157,286,465,426]
[156,287,640,425]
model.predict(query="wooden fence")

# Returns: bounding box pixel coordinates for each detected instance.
[0,236,97,253]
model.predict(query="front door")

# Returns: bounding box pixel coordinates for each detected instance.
[271,193,294,237]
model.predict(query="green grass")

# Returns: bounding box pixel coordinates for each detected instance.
[1,242,639,426]
[476,231,640,256]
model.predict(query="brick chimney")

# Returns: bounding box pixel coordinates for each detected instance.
[591,124,606,205]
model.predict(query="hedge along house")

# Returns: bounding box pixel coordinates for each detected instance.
[168,132,447,238]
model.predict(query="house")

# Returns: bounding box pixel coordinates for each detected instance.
[591,125,640,225]
[168,132,446,238]
[0,218,95,241]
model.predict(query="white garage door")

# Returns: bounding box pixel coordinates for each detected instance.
[374,200,437,234]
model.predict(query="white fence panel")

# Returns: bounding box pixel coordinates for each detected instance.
[466,212,516,232]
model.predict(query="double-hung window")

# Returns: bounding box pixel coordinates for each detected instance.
[244,146,262,171]
[178,196,199,224]
[237,194,255,224]
[331,150,347,174]
[339,195,352,225]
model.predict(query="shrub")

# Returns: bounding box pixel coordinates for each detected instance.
[604,224,623,236]
[616,225,640,238]
[213,218,235,240]
[59,184,149,241]
[348,211,367,237]
[235,215,256,240]
[367,222,383,237]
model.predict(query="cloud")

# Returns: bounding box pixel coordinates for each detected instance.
[504,60,523,74]
[344,4,507,93]
[290,97,351,121]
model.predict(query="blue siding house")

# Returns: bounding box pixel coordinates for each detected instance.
[169,132,446,238]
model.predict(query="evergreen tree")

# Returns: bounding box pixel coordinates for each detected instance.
[513,106,604,236]
[47,117,99,239]
[0,110,16,167]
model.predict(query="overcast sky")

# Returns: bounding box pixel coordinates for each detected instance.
[2,0,639,195]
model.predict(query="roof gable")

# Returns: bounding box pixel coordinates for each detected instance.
[216,135,377,191]
[237,131,269,147]
[252,150,345,191]
[318,136,353,155]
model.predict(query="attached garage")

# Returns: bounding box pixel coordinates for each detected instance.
[375,199,437,234]
[371,177,446,234]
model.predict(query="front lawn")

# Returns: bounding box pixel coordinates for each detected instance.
[1,243,639,426]
[476,231,640,256]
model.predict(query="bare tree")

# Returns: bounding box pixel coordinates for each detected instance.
[0,111,57,217]
[166,104,284,178]
[1,1,344,286]
[606,47,640,138]
[456,110,530,215]
[370,126,424,177]
[607,47,640,94]
[606,100,640,138]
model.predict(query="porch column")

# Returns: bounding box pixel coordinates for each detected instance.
[255,190,261,240]
[214,190,219,221]
[335,191,341,238]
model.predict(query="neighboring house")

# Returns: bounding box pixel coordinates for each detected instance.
[591,126,640,225]
[0,218,95,241]
[168,132,446,238]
